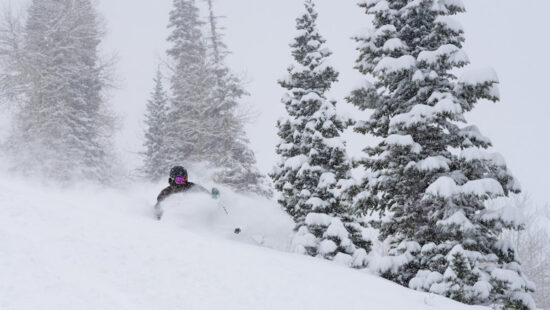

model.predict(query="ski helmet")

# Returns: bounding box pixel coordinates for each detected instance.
[169,166,188,180]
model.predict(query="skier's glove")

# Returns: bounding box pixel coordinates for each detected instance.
[211,187,220,199]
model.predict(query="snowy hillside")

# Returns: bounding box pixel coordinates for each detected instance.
[0,176,488,310]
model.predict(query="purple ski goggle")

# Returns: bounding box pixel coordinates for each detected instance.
[174,176,187,184]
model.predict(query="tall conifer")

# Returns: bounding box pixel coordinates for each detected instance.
[143,69,169,180]
[204,0,271,197]
[164,0,211,167]
[6,0,115,183]
[349,1,534,308]
[272,0,370,267]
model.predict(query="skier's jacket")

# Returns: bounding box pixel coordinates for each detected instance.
[156,182,208,204]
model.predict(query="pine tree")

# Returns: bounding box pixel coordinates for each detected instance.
[0,8,26,102]
[349,0,534,308]
[143,69,169,181]
[271,0,370,267]
[5,0,115,184]
[164,0,212,167]
[204,0,272,197]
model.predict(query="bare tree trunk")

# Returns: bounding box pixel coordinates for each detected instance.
[205,0,220,65]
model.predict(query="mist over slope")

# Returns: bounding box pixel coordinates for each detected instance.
[0,173,488,310]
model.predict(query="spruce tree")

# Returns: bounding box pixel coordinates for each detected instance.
[271,0,370,267]
[5,0,115,183]
[164,0,212,166]
[143,69,169,181]
[349,0,534,308]
[204,0,271,197]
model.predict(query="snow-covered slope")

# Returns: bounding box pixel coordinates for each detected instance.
[0,176,488,310]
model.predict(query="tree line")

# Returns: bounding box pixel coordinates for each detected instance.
[272,1,537,309]
[142,0,271,197]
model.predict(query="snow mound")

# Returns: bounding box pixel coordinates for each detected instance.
[459,67,499,85]
[374,55,416,74]
[426,176,504,198]
[0,175,489,310]
[159,189,294,250]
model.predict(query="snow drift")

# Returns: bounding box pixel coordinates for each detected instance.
[0,175,488,310]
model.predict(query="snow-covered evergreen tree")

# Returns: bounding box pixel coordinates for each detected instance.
[164,0,212,166]
[349,0,534,308]
[4,0,115,184]
[143,69,169,181]
[271,0,370,267]
[204,0,271,197]
[159,0,271,196]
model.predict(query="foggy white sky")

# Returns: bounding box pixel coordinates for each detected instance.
[5,0,549,204]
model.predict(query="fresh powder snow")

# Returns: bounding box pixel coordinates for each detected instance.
[0,174,491,310]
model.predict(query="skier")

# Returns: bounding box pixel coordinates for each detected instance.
[154,166,219,220]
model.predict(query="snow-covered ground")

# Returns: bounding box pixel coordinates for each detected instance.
[0,174,488,310]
